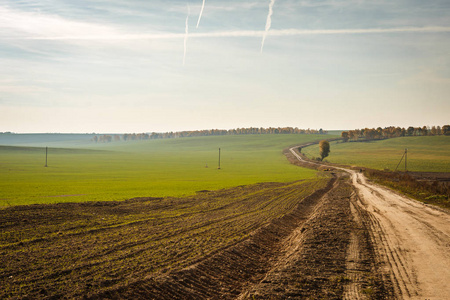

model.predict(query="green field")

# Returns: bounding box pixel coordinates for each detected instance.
[301,136,450,172]
[0,134,336,206]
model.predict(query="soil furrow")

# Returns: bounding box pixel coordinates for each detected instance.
[86,178,337,299]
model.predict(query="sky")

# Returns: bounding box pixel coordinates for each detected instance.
[1,0,449,133]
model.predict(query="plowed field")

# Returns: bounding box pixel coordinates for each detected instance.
[1,173,393,299]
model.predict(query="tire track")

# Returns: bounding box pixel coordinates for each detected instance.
[343,202,364,300]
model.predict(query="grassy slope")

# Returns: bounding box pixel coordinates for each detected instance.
[0,134,336,206]
[301,136,450,172]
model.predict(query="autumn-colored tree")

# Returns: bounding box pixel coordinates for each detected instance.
[348,130,357,141]
[430,126,437,136]
[341,131,349,142]
[319,140,330,161]
[407,126,414,136]
[443,125,450,136]
[401,128,406,137]
[376,127,383,138]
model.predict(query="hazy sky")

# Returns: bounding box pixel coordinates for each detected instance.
[1,0,449,133]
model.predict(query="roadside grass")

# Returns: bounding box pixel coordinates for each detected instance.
[363,169,450,209]
[301,136,450,172]
[301,136,450,209]
[0,134,337,206]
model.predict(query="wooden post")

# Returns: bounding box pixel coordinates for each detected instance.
[218,148,221,169]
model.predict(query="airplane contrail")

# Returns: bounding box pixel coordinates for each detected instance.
[261,0,275,53]
[183,4,190,66]
[196,0,206,28]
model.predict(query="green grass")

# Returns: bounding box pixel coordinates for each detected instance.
[0,134,336,206]
[301,136,450,172]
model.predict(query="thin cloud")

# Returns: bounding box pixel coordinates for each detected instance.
[183,4,190,66]
[0,6,118,39]
[261,0,276,53]
[3,5,450,43]
[9,26,450,40]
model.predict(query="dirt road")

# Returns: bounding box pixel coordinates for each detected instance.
[290,146,450,299]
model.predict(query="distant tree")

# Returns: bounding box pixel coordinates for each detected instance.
[376,127,383,138]
[417,127,423,136]
[319,140,330,161]
[341,131,349,142]
[407,126,414,136]
[364,128,377,140]
[430,126,437,136]
[400,128,406,137]
[443,125,450,136]
[101,135,112,143]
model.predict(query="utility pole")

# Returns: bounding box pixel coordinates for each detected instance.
[405,148,407,172]
[394,148,408,172]
[44,147,48,167]
[218,148,221,169]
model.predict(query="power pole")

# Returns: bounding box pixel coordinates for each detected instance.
[44,147,48,167]
[218,148,221,169]
[405,148,407,172]
[394,148,408,172]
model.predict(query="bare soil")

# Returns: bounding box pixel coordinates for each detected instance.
[1,173,391,299]
[408,171,450,182]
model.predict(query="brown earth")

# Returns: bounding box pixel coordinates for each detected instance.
[94,175,391,300]
[1,171,391,299]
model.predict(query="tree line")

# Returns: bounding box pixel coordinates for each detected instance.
[341,125,450,142]
[92,127,327,143]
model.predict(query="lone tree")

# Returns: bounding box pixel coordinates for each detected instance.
[319,140,330,161]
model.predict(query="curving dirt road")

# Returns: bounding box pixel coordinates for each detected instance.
[290,146,450,299]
